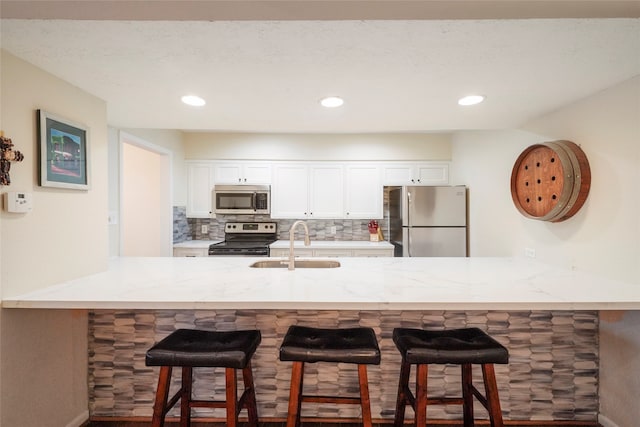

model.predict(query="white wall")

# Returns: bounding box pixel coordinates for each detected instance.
[451,76,640,426]
[0,50,108,426]
[184,132,451,161]
[450,129,540,257]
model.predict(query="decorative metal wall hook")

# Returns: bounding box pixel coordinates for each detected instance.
[1,131,25,186]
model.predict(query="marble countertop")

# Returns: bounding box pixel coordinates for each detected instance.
[173,240,222,248]
[2,257,638,310]
[270,240,394,249]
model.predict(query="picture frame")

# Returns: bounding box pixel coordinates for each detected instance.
[38,110,90,190]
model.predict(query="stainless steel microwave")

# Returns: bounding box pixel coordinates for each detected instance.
[214,185,270,215]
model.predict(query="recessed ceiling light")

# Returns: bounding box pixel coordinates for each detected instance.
[458,95,485,106]
[181,95,206,107]
[320,96,344,108]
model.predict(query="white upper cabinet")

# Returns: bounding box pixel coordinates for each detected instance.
[213,161,272,184]
[186,160,451,220]
[270,163,309,218]
[345,164,383,219]
[309,164,344,219]
[382,162,449,186]
[186,162,215,218]
[271,163,343,219]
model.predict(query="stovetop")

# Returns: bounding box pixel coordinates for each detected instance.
[208,222,277,255]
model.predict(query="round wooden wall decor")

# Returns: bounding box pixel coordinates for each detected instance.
[510,140,591,222]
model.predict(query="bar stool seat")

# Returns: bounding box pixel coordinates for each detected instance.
[280,325,381,427]
[146,328,261,427]
[393,327,509,427]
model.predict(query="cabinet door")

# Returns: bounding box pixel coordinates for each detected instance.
[309,164,344,218]
[313,249,352,257]
[345,164,382,219]
[186,163,214,218]
[352,248,394,257]
[416,162,449,185]
[269,249,288,258]
[243,162,272,184]
[173,247,208,257]
[271,164,309,218]
[214,163,243,184]
[382,164,415,185]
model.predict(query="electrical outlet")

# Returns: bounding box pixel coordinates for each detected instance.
[201,224,209,234]
[524,247,536,258]
[330,226,337,235]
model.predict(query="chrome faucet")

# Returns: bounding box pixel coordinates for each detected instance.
[287,220,310,270]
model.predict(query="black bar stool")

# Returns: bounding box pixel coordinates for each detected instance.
[392,327,509,427]
[145,328,261,427]
[279,325,381,427]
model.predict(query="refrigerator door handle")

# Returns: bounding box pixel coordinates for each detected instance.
[406,190,412,257]
[406,190,412,227]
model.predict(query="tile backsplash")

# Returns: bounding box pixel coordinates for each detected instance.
[172,206,190,242]
[174,208,389,243]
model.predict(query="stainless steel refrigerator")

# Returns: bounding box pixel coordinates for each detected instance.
[388,186,467,257]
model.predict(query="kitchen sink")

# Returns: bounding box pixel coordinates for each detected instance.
[249,259,341,269]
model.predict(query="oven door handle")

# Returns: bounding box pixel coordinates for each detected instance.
[252,192,257,212]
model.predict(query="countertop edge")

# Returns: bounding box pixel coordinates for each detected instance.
[3,300,639,311]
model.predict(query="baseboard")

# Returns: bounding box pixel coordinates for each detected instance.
[598,414,619,427]
[66,410,89,427]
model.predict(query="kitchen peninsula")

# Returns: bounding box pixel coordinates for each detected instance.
[3,256,638,423]
[3,256,638,310]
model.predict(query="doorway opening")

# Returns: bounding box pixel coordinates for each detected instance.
[120,132,172,256]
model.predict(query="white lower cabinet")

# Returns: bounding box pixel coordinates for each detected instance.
[173,247,208,257]
[351,248,393,257]
[270,246,393,258]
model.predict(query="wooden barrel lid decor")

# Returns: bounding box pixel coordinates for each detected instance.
[510,140,591,222]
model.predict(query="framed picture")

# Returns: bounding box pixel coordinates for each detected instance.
[38,110,90,190]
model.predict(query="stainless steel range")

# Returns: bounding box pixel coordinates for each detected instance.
[208,222,277,256]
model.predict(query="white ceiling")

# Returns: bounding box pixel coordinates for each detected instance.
[1,2,639,133]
